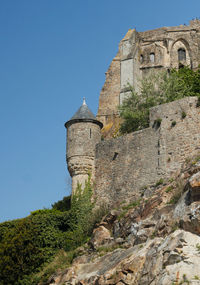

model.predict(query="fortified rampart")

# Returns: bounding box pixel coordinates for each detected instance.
[94,97,200,205]
[65,21,200,201]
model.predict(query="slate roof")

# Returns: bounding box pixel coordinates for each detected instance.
[65,99,103,128]
[70,98,96,121]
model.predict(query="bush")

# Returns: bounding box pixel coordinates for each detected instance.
[0,209,71,284]
[65,176,95,250]
[0,218,45,284]
[52,195,71,212]
[0,176,104,284]
[119,67,200,134]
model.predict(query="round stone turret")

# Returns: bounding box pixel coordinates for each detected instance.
[65,99,103,195]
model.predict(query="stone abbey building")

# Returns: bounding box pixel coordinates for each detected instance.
[97,19,200,127]
[65,20,200,204]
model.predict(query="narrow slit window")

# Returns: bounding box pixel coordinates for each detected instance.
[90,128,92,138]
[140,54,144,63]
[178,48,186,61]
[150,53,155,63]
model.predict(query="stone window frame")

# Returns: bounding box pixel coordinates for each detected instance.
[178,48,186,61]
[150,52,155,63]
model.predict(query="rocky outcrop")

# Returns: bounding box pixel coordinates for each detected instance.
[48,157,200,285]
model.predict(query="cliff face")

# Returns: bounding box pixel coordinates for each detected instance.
[47,155,200,285]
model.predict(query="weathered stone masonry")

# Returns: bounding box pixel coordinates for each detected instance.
[97,19,200,134]
[94,97,200,205]
[65,21,200,203]
[65,100,103,195]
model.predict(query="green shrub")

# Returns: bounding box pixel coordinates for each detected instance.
[65,176,95,250]
[153,118,162,128]
[171,120,176,127]
[155,178,164,187]
[0,209,71,284]
[181,111,186,119]
[52,196,71,212]
[119,67,200,134]
[0,218,46,284]
[0,176,106,284]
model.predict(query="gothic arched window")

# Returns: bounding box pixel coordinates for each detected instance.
[178,48,186,61]
[150,53,155,63]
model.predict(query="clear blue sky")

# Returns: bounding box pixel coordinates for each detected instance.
[0,0,199,222]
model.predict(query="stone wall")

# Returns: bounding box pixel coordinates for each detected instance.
[94,97,200,205]
[97,20,200,137]
[96,53,121,126]
[150,96,200,175]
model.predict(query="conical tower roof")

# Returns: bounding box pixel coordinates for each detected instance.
[65,98,103,128]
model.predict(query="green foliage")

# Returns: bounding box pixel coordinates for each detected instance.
[196,243,200,252]
[0,209,71,285]
[121,200,141,210]
[153,118,162,128]
[155,178,164,187]
[52,195,71,212]
[0,219,19,243]
[119,67,200,134]
[118,199,141,221]
[171,120,176,127]
[0,218,45,285]
[181,111,187,119]
[165,186,173,193]
[0,176,105,284]
[168,194,181,205]
[65,176,95,250]
[197,96,200,107]
[30,249,77,285]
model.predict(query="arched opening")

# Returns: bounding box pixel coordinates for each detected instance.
[170,39,191,69]
[140,54,144,63]
[178,48,186,61]
[150,53,155,63]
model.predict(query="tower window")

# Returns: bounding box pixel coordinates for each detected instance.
[150,53,155,63]
[90,128,92,138]
[178,48,186,61]
[140,54,144,63]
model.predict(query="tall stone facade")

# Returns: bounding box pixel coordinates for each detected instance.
[97,19,200,129]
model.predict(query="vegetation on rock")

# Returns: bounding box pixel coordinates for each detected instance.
[119,67,200,134]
